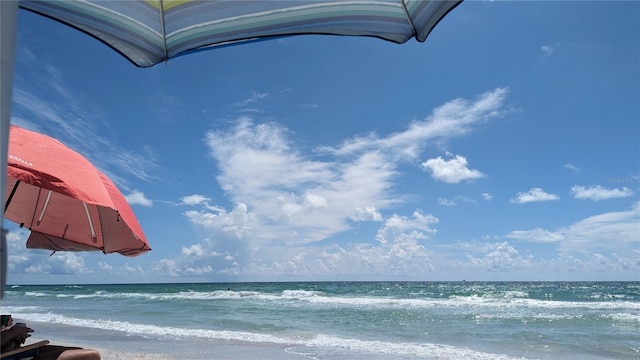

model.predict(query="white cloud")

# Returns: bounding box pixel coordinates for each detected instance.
[121,264,144,275]
[438,196,477,207]
[180,194,225,211]
[482,192,493,201]
[125,190,153,207]
[559,202,640,252]
[235,90,269,107]
[460,245,640,277]
[160,208,440,279]
[319,87,510,158]
[184,202,258,240]
[564,163,581,173]
[184,265,215,275]
[304,192,328,208]
[242,238,436,279]
[153,259,180,277]
[510,188,559,204]
[541,45,555,57]
[181,194,211,206]
[571,185,634,201]
[375,210,438,244]
[203,118,401,245]
[32,252,90,275]
[182,243,208,257]
[506,227,564,242]
[438,198,457,207]
[507,202,640,254]
[351,206,383,222]
[466,241,533,272]
[97,262,113,271]
[173,89,510,275]
[421,154,485,184]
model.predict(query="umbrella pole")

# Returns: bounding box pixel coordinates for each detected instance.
[0,0,18,298]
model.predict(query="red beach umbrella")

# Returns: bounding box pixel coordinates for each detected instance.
[4,125,151,257]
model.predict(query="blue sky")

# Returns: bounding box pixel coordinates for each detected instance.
[5,1,639,284]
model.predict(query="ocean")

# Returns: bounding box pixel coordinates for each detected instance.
[1,282,638,359]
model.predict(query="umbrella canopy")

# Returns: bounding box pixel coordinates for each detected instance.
[4,125,151,257]
[17,0,462,68]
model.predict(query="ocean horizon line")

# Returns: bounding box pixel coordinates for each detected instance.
[7,279,639,287]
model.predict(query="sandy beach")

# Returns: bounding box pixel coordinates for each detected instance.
[21,334,309,360]
[19,338,167,360]
[6,314,312,360]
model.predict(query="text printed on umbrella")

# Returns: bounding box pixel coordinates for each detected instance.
[9,155,33,167]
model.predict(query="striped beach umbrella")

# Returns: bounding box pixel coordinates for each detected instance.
[17,0,462,68]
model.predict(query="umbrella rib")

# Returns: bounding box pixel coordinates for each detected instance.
[36,191,53,226]
[82,202,97,242]
[399,0,418,40]
[4,180,20,214]
[36,233,60,254]
[27,187,43,230]
[158,0,169,64]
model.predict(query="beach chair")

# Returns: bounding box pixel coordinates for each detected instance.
[1,340,49,360]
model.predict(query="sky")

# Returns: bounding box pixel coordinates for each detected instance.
[4,1,639,284]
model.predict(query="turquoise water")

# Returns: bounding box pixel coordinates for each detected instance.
[1,282,639,359]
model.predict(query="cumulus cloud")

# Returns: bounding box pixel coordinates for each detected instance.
[457,239,635,277]
[421,154,485,183]
[184,265,215,275]
[351,206,383,222]
[204,119,394,245]
[571,185,634,201]
[174,89,510,276]
[467,241,533,272]
[375,210,438,244]
[482,192,493,201]
[184,202,258,240]
[24,252,92,275]
[510,188,559,204]
[182,243,208,257]
[97,262,113,271]
[241,240,436,279]
[125,190,153,207]
[151,237,237,278]
[157,209,439,279]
